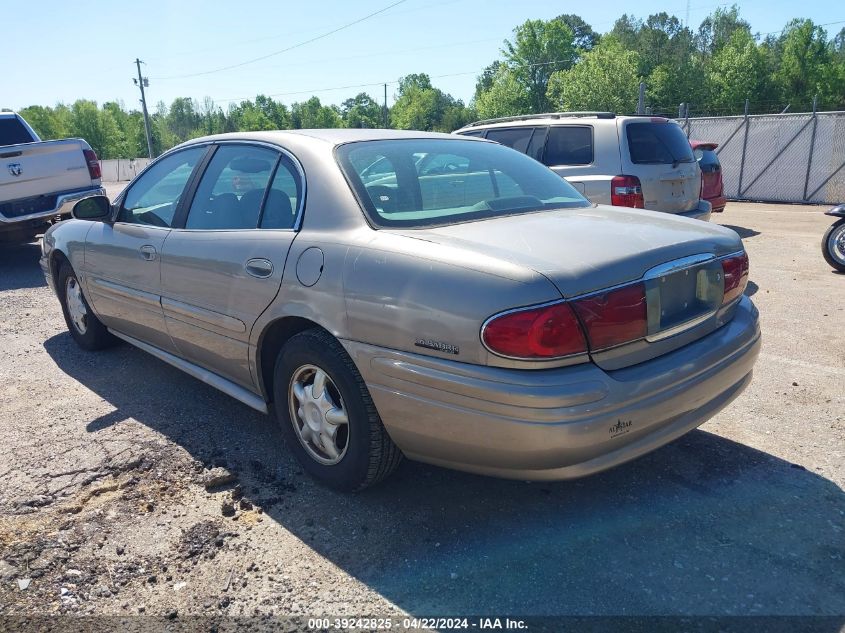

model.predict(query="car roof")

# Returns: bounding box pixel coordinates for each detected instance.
[178,128,485,150]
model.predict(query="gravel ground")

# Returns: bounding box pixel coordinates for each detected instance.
[0,198,842,623]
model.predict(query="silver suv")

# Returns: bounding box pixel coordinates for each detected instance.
[455,112,711,221]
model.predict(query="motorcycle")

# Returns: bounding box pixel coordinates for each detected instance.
[822,204,845,272]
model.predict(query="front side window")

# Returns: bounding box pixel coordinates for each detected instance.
[626,121,695,166]
[185,145,277,230]
[544,126,593,166]
[337,138,589,228]
[119,147,206,227]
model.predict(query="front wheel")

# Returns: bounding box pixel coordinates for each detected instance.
[57,262,117,350]
[822,219,845,272]
[272,329,402,491]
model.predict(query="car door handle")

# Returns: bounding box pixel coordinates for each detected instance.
[245,258,273,278]
[139,245,157,261]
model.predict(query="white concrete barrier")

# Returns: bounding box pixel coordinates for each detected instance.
[98,158,152,182]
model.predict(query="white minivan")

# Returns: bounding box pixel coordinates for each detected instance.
[455,112,711,221]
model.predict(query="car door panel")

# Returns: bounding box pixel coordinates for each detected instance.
[158,144,303,389]
[160,230,294,388]
[84,223,176,353]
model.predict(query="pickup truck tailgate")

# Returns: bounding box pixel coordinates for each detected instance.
[1,139,94,202]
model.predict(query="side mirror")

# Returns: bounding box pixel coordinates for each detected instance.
[72,195,112,221]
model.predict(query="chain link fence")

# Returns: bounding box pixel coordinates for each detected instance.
[678,111,845,204]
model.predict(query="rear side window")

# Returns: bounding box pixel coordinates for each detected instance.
[458,129,485,137]
[626,121,694,165]
[485,128,534,154]
[694,148,721,172]
[544,126,593,166]
[0,117,36,146]
[485,127,547,162]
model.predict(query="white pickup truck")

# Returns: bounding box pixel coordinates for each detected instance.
[1,110,105,242]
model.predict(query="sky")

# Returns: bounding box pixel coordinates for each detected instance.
[2,0,842,113]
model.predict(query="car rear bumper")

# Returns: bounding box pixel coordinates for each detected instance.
[675,199,712,222]
[707,195,727,213]
[0,185,104,229]
[342,295,760,480]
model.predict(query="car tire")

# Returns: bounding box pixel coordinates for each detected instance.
[822,219,845,273]
[57,261,118,351]
[272,328,402,491]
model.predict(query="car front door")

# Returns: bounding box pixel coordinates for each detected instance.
[160,143,304,389]
[84,146,209,353]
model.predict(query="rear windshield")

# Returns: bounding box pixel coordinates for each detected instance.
[0,117,36,146]
[336,138,590,228]
[626,121,694,166]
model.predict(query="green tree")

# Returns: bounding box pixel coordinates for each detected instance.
[612,13,694,78]
[474,61,501,101]
[547,37,641,113]
[166,97,202,142]
[390,74,471,131]
[475,66,531,119]
[341,93,383,128]
[706,29,771,114]
[556,14,600,51]
[503,18,576,112]
[773,19,836,111]
[695,5,751,56]
[291,97,342,128]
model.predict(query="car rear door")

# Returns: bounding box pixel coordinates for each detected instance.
[542,124,614,201]
[84,146,208,353]
[621,119,700,213]
[159,143,304,389]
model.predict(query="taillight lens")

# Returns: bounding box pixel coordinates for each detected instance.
[83,149,101,180]
[482,302,587,359]
[611,175,644,208]
[572,283,648,350]
[721,252,749,305]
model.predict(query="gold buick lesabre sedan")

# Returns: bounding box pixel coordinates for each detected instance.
[41,129,760,490]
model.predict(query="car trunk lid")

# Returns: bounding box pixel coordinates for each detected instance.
[392,205,744,367]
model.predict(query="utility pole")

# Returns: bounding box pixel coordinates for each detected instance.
[637,82,646,115]
[383,83,388,129]
[134,58,154,159]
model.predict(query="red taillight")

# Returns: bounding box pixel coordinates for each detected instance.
[721,252,749,305]
[83,149,101,180]
[572,283,648,351]
[611,175,644,208]
[482,302,587,359]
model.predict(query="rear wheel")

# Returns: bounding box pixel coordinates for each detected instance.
[57,262,117,350]
[272,328,402,491]
[822,219,845,272]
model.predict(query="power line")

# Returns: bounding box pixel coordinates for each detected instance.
[152,0,410,80]
[144,0,460,68]
[153,36,502,82]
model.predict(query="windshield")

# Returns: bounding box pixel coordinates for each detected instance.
[626,121,695,166]
[337,138,590,228]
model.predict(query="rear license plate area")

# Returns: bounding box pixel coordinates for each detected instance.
[645,260,723,340]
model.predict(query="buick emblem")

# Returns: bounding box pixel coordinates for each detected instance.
[8,163,22,177]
